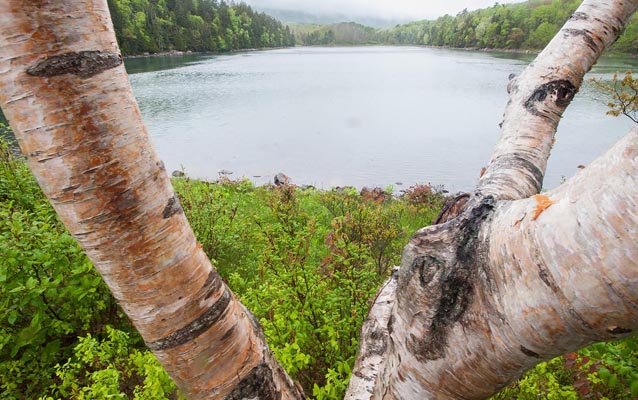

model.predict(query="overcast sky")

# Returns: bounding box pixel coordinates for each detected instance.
[242,0,525,21]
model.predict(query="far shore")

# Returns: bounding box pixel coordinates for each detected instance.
[122,44,638,60]
[123,46,291,59]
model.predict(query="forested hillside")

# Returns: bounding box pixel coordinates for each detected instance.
[378,0,638,53]
[292,22,379,46]
[107,0,295,55]
[105,0,638,55]
[291,0,638,54]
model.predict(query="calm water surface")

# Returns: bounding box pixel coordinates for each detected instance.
[126,47,638,192]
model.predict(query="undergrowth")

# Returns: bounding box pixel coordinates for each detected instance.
[1,132,636,399]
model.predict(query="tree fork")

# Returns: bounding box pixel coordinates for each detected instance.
[349,130,638,398]
[348,0,638,398]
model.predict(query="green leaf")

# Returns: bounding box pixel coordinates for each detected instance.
[598,367,611,384]
[8,310,18,325]
[25,277,38,289]
[9,285,25,293]
[618,366,633,376]
[607,373,619,388]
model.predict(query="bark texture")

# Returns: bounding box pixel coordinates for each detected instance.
[477,0,638,200]
[347,0,638,398]
[346,269,398,399]
[0,2,303,399]
[356,131,637,399]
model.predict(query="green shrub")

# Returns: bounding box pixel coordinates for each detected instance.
[0,136,162,399]
[46,326,181,400]
[0,137,120,398]
[494,337,638,399]
[9,131,632,400]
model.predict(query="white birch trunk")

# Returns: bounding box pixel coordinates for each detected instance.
[1,0,637,399]
[347,0,638,398]
[0,2,304,399]
[352,130,637,399]
[478,0,638,200]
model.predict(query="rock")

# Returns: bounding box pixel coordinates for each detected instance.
[274,172,290,186]
[301,184,316,191]
[172,170,185,177]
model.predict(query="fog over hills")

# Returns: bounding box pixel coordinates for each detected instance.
[244,0,526,27]
[256,8,409,28]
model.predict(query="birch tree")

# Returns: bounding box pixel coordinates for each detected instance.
[348,1,638,397]
[0,1,636,400]
[0,2,302,399]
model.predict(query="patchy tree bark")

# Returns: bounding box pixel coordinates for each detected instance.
[0,0,637,399]
[478,0,637,200]
[0,2,303,399]
[348,131,638,399]
[347,1,638,398]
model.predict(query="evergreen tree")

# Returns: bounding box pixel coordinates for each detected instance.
[107,0,295,55]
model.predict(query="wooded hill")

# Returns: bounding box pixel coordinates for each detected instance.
[291,22,379,46]
[295,0,638,53]
[107,0,295,55]
[106,0,638,55]
[379,0,636,53]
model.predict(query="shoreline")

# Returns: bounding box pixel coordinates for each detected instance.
[123,46,292,59]
[122,44,638,59]
[169,170,453,197]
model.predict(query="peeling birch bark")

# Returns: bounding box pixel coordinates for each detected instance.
[477,0,638,200]
[346,269,398,399]
[347,0,638,398]
[357,130,637,399]
[2,0,638,399]
[0,2,304,399]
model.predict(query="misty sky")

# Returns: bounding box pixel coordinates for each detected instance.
[242,0,526,21]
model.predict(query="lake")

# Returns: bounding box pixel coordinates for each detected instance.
[125,46,637,193]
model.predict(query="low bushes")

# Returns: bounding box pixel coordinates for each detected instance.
[1,134,635,399]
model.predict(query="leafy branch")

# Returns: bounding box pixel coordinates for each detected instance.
[591,71,638,124]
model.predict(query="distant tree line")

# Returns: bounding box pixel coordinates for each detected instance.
[296,22,377,46]
[292,0,638,54]
[107,0,295,55]
[377,0,638,53]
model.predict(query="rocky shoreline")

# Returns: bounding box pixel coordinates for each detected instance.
[123,46,290,59]
[171,169,449,201]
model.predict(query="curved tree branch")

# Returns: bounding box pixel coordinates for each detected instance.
[348,130,638,399]
[477,0,638,200]
[348,1,638,398]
